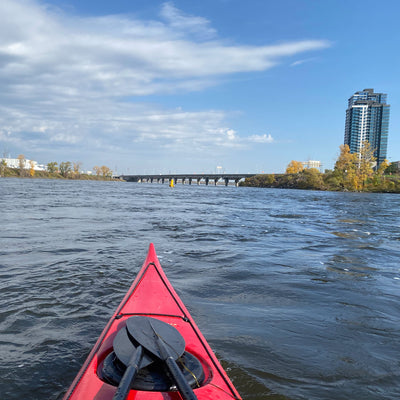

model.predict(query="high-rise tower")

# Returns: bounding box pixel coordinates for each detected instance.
[344,88,390,166]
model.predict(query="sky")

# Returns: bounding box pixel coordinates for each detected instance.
[1,0,399,174]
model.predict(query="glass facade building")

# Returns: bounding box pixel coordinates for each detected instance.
[344,88,390,166]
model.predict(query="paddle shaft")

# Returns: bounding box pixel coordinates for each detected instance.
[112,345,144,400]
[153,332,198,400]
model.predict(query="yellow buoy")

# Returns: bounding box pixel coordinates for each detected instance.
[169,178,174,188]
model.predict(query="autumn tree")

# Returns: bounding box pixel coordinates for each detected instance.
[355,141,375,190]
[333,144,358,190]
[0,159,7,177]
[73,162,82,178]
[100,165,112,178]
[286,160,304,174]
[47,162,58,174]
[93,166,101,176]
[377,159,390,175]
[17,154,27,177]
[59,161,72,178]
[92,165,113,179]
[29,160,35,177]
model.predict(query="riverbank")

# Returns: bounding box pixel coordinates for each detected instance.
[0,167,120,181]
[241,170,400,193]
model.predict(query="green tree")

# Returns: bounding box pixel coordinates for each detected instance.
[385,162,400,175]
[323,169,341,190]
[241,174,275,187]
[59,161,72,178]
[47,162,58,174]
[259,174,275,186]
[298,168,324,190]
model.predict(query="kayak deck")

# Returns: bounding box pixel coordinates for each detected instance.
[63,244,241,400]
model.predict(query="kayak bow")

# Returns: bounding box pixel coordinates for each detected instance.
[63,243,242,400]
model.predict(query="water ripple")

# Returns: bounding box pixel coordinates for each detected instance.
[1,180,400,399]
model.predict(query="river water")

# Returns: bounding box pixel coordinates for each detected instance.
[0,178,399,400]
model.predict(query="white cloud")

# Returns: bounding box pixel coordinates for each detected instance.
[226,129,238,141]
[248,134,274,143]
[160,2,217,40]
[290,57,316,67]
[0,0,330,165]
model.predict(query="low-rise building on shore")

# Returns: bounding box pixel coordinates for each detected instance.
[0,157,47,171]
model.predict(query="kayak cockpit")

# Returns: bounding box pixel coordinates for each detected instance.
[96,316,207,392]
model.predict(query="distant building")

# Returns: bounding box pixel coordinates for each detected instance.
[344,88,390,166]
[302,160,322,170]
[390,161,400,170]
[0,157,46,171]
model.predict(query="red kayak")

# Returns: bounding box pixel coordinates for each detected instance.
[63,243,242,400]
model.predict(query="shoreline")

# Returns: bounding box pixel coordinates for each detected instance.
[0,167,122,181]
[240,172,400,194]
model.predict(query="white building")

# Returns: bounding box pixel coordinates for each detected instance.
[0,157,47,171]
[302,160,322,170]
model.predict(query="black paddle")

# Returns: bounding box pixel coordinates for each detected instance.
[112,344,143,400]
[112,316,188,400]
[112,324,155,400]
[125,316,198,400]
[149,320,198,400]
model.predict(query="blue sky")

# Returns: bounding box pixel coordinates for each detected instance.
[0,0,399,174]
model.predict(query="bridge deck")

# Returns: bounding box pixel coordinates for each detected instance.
[117,173,256,186]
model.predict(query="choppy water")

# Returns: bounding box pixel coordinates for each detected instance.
[1,178,400,400]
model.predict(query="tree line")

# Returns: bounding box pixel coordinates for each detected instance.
[0,155,113,180]
[243,142,400,193]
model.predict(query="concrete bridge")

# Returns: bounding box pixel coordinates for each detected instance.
[117,173,256,187]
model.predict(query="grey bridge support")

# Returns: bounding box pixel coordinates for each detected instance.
[117,173,256,187]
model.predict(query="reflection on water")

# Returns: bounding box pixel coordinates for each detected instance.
[1,179,400,400]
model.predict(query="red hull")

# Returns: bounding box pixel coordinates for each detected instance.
[63,243,242,400]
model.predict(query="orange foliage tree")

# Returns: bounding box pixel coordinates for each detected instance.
[286,160,304,174]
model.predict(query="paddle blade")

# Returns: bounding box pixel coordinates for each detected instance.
[126,316,185,361]
[113,327,153,368]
